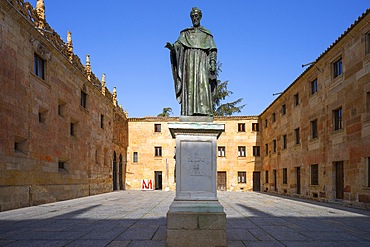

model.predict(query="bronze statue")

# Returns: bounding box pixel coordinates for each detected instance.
[166,7,217,116]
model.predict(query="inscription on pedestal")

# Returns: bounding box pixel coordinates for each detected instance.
[180,141,213,193]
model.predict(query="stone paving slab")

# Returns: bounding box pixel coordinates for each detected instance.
[0,191,370,246]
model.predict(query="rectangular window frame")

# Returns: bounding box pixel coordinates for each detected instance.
[100,114,104,129]
[272,113,276,123]
[265,170,269,184]
[333,107,343,131]
[294,128,300,145]
[294,93,299,107]
[265,143,269,156]
[218,146,226,157]
[310,78,318,95]
[154,146,162,157]
[81,90,87,108]
[238,171,246,184]
[252,146,260,157]
[282,104,286,115]
[252,123,259,131]
[133,152,138,163]
[154,124,161,133]
[283,168,288,184]
[34,54,45,80]
[333,57,343,78]
[238,123,245,132]
[272,139,277,153]
[238,146,246,157]
[311,119,318,139]
[282,134,287,149]
[310,164,319,185]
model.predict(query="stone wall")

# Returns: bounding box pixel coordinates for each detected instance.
[259,9,370,208]
[0,0,128,211]
[126,116,259,192]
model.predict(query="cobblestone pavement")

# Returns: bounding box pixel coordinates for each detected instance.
[0,191,370,246]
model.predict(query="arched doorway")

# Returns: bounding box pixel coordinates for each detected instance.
[119,154,123,190]
[113,151,118,191]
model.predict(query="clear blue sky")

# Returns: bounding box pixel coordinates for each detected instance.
[43,1,368,117]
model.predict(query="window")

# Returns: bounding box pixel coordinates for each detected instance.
[100,114,104,129]
[154,146,162,157]
[282,104,286,115]
[58,161,65,170]
[238,123,245,132]
[265,170,269,183]
[133,152,138,163]
[366,32,370,55]
[264,119,268,128]
[283,168,288,184]
[367,158,370,187]
[218,146,225,157]
[81,90,87,108]
[70,122,75,136]
[366,92,370,119]
[333,107,343,131]
[252,123,259,131]
[14,136,28,154]
[38,111,47,123]
[310,79,318,95]
[272,113,276,123]
[238,171,246,183]
[333,58,342,78]
[294,128,300,144]
[265,143,269,155]
[294,93,299,106]
[252,146,260,157]
[154,124,161,132]
[272,140,277,153]
[310,164,319,185]
[311,119,318,139]
[282,134,287,149]
[34,54,45,79]
[238,146,246,157]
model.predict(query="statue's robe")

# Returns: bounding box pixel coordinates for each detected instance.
[170,26,217,116]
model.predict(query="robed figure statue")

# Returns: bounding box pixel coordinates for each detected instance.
[166,7,217,116]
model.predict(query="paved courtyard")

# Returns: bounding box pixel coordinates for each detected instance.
[0,191,369,247]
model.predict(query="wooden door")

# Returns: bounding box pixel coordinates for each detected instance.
[253,172,261,191]
[335,161,344,199]
[217,171,226,191]
[296,167,301,194]
[155,171,162,190]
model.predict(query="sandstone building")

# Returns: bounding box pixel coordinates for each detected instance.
[0,0,128,211]
[126,9,370,209]
[1,0,369,212]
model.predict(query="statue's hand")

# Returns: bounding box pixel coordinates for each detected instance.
[165,42,174,51]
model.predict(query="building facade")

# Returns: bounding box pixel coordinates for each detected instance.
[126,117,259,192]
[0,0,128,211]
[259,9,370,208]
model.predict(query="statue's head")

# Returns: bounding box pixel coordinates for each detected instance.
[190,7,202,27]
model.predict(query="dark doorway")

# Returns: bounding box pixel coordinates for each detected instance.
[113,151,118,191]
[217,171,227,191]
[273,169,277,192]
[296,167,301,194]
[335,161,344,199]
[119,154,123,190]
[253,171,261,191]
[155,171,162,190]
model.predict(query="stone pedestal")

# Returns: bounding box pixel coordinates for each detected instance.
[167,120,226,247]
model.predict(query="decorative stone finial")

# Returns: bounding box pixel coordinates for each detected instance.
[36,0,45,29]
[101,73,106,95]
[67,31,73,61]
[85,54,91,81]
[113,86,117,106]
